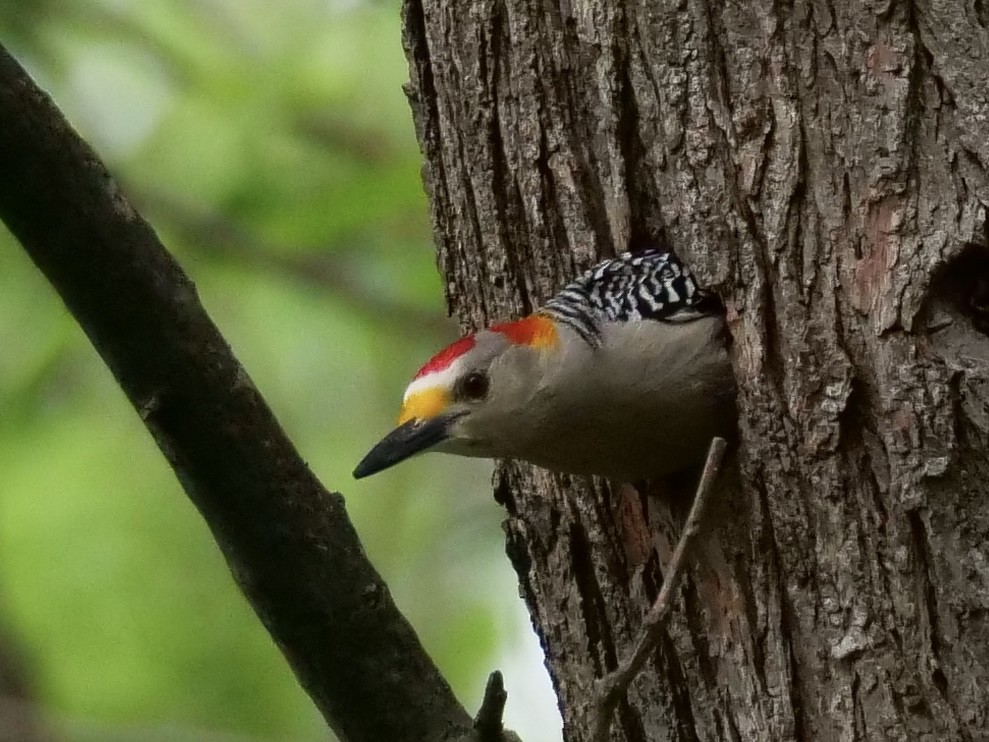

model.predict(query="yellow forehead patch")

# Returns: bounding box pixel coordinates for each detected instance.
[398,387,450,425]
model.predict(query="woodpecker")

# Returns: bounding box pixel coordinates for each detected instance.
[353,248,735,481]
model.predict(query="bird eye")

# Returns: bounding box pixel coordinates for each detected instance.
[458,371,489,401]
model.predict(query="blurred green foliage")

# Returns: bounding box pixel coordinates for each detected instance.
[0,1,558,740]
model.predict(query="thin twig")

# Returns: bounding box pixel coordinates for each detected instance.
[588,437,728,741]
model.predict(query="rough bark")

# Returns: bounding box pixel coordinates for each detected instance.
[0,44,479,742]
[402,0,989,740]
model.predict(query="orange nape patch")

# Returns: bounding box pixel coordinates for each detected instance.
[398,387,450,425]
[490,314,559,349]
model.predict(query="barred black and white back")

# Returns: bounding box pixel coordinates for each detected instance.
[539,249,721,347]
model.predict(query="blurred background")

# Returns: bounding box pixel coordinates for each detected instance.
[0,1,560,739]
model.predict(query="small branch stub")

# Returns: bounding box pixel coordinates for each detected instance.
[588,437,728,741]
[472,671,523,742]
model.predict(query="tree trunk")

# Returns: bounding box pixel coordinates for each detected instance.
[402,0,989,740]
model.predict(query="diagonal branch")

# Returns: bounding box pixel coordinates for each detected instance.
[589,437,728,741]
[0,42,491,742]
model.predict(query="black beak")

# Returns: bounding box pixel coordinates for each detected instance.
[353,415,458,479]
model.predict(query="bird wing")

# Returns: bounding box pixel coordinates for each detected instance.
[539,249,722,347]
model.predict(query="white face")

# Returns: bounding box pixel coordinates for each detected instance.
[401,361,461,411]
[355,323,558,478]
[396,331,515,456]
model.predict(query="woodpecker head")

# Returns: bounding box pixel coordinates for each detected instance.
[353,315,559,478]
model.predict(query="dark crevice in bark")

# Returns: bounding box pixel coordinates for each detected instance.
[616,698,649,742]
[484,0,534,318]
[640,548,662,604]
[569,522,616,676]
[906,509,945,679]
[843,173,858,259]
[490,147,533,320]
[400,0,436,146]
[869,468,891,544]
[400,0,463,326]
[904,0,934,102]
[728,165,788,404]
[801,4,820,91]
[948,370,968,451]
[732,552,769,695]
[903,0,933,252]
[700,0,737,150]
[975,0,989,29]
[533,123,574,280]
[547,498,564,553]
[718,706,743,742]
[843,387,897,614]
[852,670,867,740]
[888,664,908,721]
[682,581,717,690]
[837,377,889,532]
[555,46,615,262]
[790,88,811,299]
[498,471,565,720]
[757,465,804,741]
[503,520,532,585]
[904,501,971,738]
[493,465,518,512]
[779,590,806,742]
[617,71,649,241]
[615,8,660,244]
[503,515,552,664]
[657,631,700,742]
[452,137,494,327]
[587,484,626,583]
